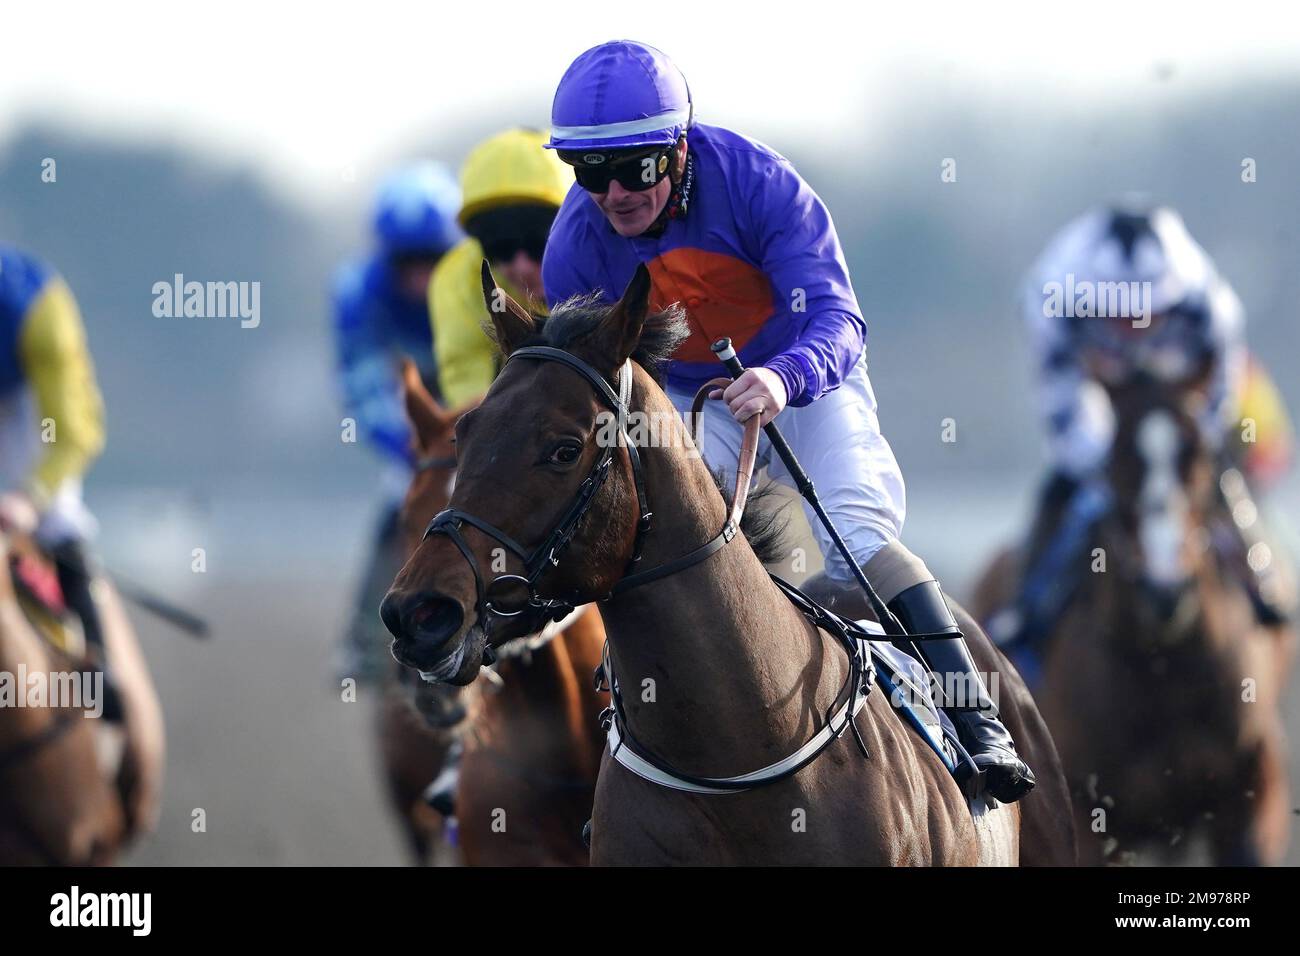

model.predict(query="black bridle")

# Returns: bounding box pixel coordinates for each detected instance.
[413,453,458,473]
[422,346,736,621]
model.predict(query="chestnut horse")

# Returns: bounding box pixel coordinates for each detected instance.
[379,360,606,865]
[384,266,1075,865]
[0,530,164,864]
[972,373,1293,864]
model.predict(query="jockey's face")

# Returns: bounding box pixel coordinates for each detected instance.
[593,174,673,236]
[391,253,443,303]
[587,138,688,237]
[494,248,544,303]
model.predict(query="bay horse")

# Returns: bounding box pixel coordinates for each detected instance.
[379,360,606,865]
[972,372,1293,864]
[0,529,164,864]
[383,265,1075,865]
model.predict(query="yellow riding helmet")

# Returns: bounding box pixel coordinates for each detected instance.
[458,128,572,226]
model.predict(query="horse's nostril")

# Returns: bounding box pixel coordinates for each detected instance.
[381,590,465,647]
[413,596,464,643]
[379,591,406,640]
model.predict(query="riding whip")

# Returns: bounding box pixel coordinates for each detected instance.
[709,338,906,637]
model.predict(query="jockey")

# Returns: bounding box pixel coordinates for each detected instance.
[431,128,571,407]
[0,243,119,719]
[1006,203,1293,652]
[541,40,1035,803]
[333,163,463,680]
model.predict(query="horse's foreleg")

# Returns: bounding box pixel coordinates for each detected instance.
[1243,726,1291,866]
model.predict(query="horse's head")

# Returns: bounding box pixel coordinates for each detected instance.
[1101,365,1218,617]
[396,359,470,554]
[380,262,685,684]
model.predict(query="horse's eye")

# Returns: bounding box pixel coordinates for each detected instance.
[550,442,582,465]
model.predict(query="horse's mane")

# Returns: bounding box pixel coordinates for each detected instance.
[496,292,690,386]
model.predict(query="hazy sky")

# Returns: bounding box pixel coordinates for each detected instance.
[3,1,1296,203]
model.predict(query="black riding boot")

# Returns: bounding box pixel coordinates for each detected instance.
[888,581,1036,803]
[50,540,125,724]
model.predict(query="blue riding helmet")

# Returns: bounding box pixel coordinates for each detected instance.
[546,40,693,154]
[372,162,464,256]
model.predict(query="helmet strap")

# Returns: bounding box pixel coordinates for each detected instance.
[640,140,694,238]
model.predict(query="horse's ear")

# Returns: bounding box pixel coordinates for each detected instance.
[590,263,651,368]
[401,357,448,448]
[481,259,535,356]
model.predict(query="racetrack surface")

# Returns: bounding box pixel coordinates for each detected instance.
[121,576,410,866]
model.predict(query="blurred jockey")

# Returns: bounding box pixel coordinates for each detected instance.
[431,128,571,407]
[419,129,572,817]
[541,41,1034,802]
[0,243,119,719]
[332,163,463,680]
[1002,203,1294,654]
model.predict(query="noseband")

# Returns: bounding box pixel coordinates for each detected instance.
[422,346,741,622]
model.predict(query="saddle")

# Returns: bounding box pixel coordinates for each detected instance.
[864,630,962,778]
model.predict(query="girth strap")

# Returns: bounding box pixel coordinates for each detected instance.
[606,675,871,794]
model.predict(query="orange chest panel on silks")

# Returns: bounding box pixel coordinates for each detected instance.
[645,247,775,364]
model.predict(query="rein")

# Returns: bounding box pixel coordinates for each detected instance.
[414,453,458,473]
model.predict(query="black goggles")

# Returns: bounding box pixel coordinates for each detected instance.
[480,233,548,264]
[561,147,673,194]
[465,205,556,264]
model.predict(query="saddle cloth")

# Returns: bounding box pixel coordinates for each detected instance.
[854,619,959,776]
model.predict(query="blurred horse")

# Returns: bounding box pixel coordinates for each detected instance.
[376,666,459,864]
[383,267,1079,864]
[378,360,605,865]
[0,530,164,864]
[972,372,1293,864]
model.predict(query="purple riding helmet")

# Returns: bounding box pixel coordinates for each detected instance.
[546,40,693,154]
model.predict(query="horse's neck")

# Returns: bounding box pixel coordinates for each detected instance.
[0,559,38,669]
[1088,516,1225,655]
[597,378,848,774]
[0,568,59,745]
